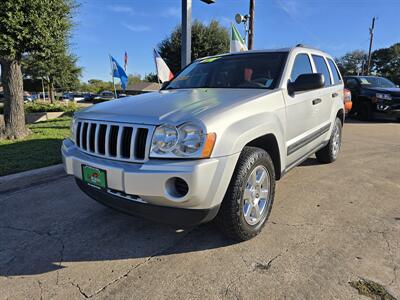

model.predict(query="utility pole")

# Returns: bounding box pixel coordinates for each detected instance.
[367,17,376,75]
[181,0,192,69]
[248,0,255,50]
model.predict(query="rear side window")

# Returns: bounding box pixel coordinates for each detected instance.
[312,55,332,86]
[327,58,342,84]
[290,54,312,82]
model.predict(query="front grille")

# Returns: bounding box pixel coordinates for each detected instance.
[74,120,153,162]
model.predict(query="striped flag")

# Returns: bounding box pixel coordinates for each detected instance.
[124,51,128,71]
[153,49,174,83]
[230,24,248,53]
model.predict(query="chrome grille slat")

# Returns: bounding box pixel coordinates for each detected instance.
[74,120,153,163]
[94,123,100,154]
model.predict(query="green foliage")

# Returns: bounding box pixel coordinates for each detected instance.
[371,43,400,84]
[0,0,75,60]
[128,74,142,86]
[80,79,114,93]
[24,102,78,113]
[158,19,229,74]
[0,117,72,175]
[144,73,159,83]
[336,50,367,75]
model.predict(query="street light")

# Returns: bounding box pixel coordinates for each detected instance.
[181,0,216,69]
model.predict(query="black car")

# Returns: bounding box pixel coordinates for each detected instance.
[344,76,400,121]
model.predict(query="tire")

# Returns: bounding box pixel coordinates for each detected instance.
[358,101,373,121]
[316,117,342,164]
[216,146,276,241]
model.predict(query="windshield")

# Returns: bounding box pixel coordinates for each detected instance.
[166,52,288,90]
[358,76,396,88]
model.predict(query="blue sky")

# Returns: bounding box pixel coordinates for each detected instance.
[72,0,400,82]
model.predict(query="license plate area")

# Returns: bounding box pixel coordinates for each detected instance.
[82,165,107,189]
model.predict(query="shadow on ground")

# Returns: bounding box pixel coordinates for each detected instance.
[0,181,235,277]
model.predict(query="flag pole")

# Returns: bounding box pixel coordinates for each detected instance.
[109,55,118,98]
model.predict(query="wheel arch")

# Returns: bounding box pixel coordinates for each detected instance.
[245,133,282,180]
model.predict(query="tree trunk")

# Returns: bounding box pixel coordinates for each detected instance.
[0,59,29,140]
[49,78,55,103]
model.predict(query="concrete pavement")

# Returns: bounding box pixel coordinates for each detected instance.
[0,120,399,299]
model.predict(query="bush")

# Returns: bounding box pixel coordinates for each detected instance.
[24,102,78,113]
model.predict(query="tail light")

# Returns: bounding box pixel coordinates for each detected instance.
[343,88,352,113]
[344,88,352,103]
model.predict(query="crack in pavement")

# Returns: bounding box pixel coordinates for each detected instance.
[70,229,194,298]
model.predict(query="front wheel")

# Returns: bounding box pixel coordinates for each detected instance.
[316,117,342,163]
[216,147,276,241]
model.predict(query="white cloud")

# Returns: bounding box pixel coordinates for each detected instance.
[107,5,148,16]
[276,0,299,19]
[122,22,151,32]
[161,7,180,18]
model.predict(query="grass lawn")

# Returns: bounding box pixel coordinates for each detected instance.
[0,117,71,176]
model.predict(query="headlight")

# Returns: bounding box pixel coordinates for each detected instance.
[150,122,216,158]
[151,124,179,154]
[376,93,392,100]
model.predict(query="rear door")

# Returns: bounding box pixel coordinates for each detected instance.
[310,55,336,129]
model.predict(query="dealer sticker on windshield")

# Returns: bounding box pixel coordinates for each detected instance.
[82,165,107,189]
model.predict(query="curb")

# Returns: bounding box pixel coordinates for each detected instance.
[0,164,67,194]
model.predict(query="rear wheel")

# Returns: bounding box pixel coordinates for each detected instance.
[216,146,275,241]
[316,117,342,164]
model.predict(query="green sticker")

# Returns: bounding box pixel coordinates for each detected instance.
[200,57,221,63]
[82,165,107,189]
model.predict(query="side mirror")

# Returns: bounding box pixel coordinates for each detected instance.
[288,73,324,94]
[160,81,170,90]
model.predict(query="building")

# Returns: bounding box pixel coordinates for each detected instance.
[120,82,160,96]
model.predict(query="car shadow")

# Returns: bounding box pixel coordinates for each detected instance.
[345,115,398,124]
[0,183,236,277]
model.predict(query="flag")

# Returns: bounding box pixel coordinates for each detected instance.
[230,24,247,53]
[110,55,128,91]
[153,49,174,83]
[124,51,128,71]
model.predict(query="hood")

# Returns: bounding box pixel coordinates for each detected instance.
[76,88,272,125]
[364,87,400,96]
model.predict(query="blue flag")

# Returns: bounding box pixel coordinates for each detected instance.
[110,55,128,91]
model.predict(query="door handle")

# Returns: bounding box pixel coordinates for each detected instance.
[312,98,322,105]
[332,92,339,98]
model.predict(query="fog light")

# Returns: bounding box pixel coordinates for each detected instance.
[165,177,189,198]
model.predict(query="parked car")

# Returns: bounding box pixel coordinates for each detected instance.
[83,93,97,101]
[95,91,114,100]
[62,45,344,241]
[344,76,400,121]
[61,93,85,102]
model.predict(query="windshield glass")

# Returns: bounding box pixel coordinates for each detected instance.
[166,52,288,90]
[358,76,396,88]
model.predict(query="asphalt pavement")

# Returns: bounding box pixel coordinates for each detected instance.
[1,119,399,299]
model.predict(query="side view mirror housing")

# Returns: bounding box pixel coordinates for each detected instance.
[288,73,325,95]
[160,81,170,90]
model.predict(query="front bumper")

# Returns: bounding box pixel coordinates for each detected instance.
[62,139,239,216]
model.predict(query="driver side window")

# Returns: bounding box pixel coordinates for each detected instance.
[290,54,312,82]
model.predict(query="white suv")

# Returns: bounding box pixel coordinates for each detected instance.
[62,45,344,241]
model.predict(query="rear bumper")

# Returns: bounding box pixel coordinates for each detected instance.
[75,179,220,226]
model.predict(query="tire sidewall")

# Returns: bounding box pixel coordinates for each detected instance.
[237,152,275,234]
[329,118,342,161]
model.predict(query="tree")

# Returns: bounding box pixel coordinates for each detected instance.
[23,48,82,101]
[80,79,114,94]
[336,50,368,76]
[158,20,229,74]
[144,73,159,83]
[127,74,142,86]
[371,43,400,84]
[0,0,74,139]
